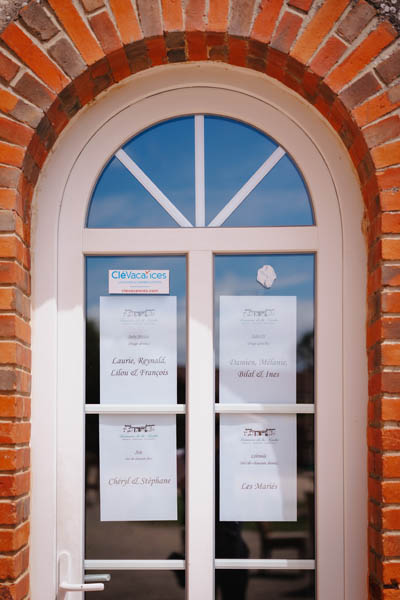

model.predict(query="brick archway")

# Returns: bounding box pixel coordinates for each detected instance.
[0,1,399,598]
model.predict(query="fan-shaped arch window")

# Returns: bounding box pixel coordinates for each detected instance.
[86,116,314,229]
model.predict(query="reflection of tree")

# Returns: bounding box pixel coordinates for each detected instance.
[85,320,100,514]
[297,330,314,371]
[297,331,314,472]
[297,330,314,407]
[86,319,100,405]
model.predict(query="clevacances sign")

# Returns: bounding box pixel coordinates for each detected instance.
[108,269,169,294]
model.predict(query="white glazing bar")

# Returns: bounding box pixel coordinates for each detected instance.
[83,226,318,254]
[215,559,315,570]
[85,404,186,414]
[115,149,193,228]
[195,115,205,227]
[187,251,214,600]
[215,403,314,414]
[208,147,286,227]
[84,558,315,571]
[85,560,185,571]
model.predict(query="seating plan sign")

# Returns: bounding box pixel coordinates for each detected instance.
[220,413,297,521]
[99,414,177,521]
[100,295,177,405]
[219,295,296,405]
[99,296,177,521]
[219,296,297,521]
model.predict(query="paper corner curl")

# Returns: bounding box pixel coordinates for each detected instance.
[257,265,277,289]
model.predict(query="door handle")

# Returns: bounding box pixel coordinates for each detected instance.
[60,582,104,592]
[58,551,106,596]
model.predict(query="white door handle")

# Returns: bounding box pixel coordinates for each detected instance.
[58,552,106,596]
[60,582,104,592]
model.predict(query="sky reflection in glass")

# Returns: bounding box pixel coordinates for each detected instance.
[86,255,186,365]
[123,117,195,225]
[87,116,314,228]
[214,254,315,356]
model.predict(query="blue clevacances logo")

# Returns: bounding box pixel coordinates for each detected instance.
[108,269,170,294]
[111,270,167,280]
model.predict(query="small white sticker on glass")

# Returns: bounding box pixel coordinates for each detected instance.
[257,265,277,289]
[108,270,169,294]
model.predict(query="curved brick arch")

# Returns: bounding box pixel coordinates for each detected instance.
[0,1,399,599]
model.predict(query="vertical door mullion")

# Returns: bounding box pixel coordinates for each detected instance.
[316,232,344,598]
[187,250,214,600]
[57,225,85,599]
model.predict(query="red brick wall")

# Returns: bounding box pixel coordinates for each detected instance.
[0,0,398,598]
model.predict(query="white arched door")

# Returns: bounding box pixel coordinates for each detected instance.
[31,65,367,600]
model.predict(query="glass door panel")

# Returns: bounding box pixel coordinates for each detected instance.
[215,414,314,561]
[215,569,315,600]
[214,254,315,597]
[85,256,186,567]
[86,255,187,399]
[85,414,186,560]
[88,570,185,600]
[214,254,315,406]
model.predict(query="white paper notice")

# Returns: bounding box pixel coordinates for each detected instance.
[219,296,296,405]
[100,296,177,405]
[219,296,297,522]
[99,296,177,521]
[220,414,296,521]
[99,414,177,521]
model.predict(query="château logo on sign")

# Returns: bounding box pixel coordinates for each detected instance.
[123,424,155,434]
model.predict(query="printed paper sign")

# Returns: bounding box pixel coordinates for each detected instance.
[219,296,297,521]
[219,296,296,405]
[220,414,297,521]
[108,270,169,294]
[100,414,177,521]
[99,296,177,521]
[100,296,177,405]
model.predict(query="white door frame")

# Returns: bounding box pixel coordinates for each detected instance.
[31,63,367,600]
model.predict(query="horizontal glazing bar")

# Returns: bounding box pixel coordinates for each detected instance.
[215,403,314,414]
[83,227,318,254]
[85,404,186,414]
[85,560,185,571]
[84,559,315,571]
[215,559,315,570]
[87,404,313,414]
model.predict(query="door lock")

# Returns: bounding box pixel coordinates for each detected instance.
[84,574,111,584]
